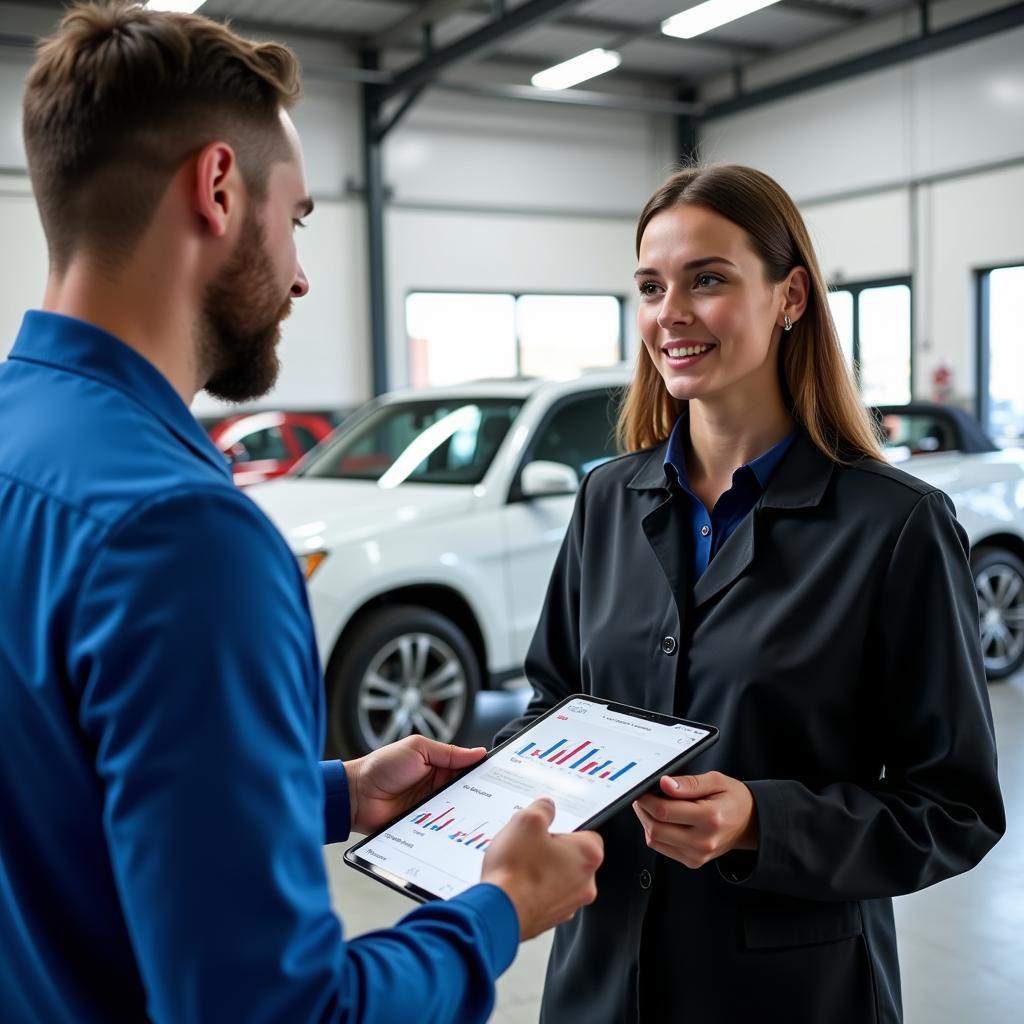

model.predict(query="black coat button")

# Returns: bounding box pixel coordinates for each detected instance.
[661,636,677,655]
[639,869,653,890]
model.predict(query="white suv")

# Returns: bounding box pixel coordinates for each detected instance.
[250,380,1024,756]
[249,369,630,756]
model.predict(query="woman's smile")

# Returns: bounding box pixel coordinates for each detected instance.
[661,340,716,367]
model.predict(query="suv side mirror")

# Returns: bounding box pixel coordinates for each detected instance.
[520,460,579,498]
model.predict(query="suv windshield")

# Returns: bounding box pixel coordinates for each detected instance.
[300,398,525,485]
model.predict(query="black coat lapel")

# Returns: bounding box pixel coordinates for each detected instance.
[628,443,690,618]
[692,511,756,608]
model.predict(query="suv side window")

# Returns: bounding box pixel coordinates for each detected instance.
[292,425,322,454]
[238,426,289,462]
[879,412,956,454]
[530,391,620,480]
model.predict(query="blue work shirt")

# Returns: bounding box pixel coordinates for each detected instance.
[664,413,795,582]
[0,311,517,1023]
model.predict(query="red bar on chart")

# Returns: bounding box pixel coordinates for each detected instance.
[600,771,611,778]
[581,761,598,773]
[555,740,591,765]
[427,806,454,826]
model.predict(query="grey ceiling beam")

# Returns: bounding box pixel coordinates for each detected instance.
[0,32,35,50]
[454,4,773,58]
[369,0,477,49]
[780,0,868,21]
[433,79,701,117]
[377,0,585,102]
[545,13,773,58]
[702,0,1024,120]
[427,49,687,88]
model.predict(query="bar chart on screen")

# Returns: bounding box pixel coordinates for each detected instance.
[409,806,494,850]
[513,734,638,782]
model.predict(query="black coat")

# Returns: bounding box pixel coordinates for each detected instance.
[496,430,1004,1024]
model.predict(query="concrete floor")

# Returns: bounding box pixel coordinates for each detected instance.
[325,672,1024,1023]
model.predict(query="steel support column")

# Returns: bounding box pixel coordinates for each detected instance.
[361,52,390,396]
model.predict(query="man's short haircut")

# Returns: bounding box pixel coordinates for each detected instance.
[22,1,302,274]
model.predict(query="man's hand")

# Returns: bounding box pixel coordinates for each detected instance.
[632,771,758,869]
[481,798,603,941]
[345,736,486,835]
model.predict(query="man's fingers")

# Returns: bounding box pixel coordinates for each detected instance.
[525,796,556,829]
[413,737,487,770]
[440,743,487,769]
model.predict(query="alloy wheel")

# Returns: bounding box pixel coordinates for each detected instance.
[976,561,1024,676]
[356,631,469,748]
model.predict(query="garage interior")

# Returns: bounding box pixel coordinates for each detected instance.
[1,0,1021,1020]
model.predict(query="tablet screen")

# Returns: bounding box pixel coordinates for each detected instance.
[347,696,714,901]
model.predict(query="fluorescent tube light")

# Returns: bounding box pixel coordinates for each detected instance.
[662,0,782,39]
[146,1,207,13]
[531,48,622,91]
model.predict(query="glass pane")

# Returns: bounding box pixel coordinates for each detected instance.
[878,412,956,455]
[987,265,1024,446]
[827,290,854,371]
[301,398,524,486]
[292,425,320,453]
[239,426,288,462]
[531,393,620,479]
[516,295,621,378]
[406,293,517,387]
[858,285,911,405]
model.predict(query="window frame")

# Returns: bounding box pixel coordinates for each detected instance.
[827,275,913,400]
[405,288,627,383]
[975,260,1024,439]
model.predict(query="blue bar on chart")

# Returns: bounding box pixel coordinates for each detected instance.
[517,741,536,756]
[609,761,637,781]
[570,747,599,769]
[539,738,567,759]
[588,760,613,776]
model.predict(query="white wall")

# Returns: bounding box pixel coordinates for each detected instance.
[700,9,1024,407]
[382,91,677,385]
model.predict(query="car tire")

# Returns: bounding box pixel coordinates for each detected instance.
[972,547,1024,681]
[327,605,480,757]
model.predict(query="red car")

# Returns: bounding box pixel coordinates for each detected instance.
[202,411,336,486]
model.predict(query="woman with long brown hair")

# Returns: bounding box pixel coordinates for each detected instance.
[497,164,1003,1023]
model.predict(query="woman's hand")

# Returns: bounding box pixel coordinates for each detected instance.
[632,771,759,869]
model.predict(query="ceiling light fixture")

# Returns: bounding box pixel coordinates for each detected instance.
[145,1,208,13]
[531,48,622,91]
[662,0,782,40]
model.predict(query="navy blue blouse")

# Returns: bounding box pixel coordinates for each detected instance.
[663,413,796,583]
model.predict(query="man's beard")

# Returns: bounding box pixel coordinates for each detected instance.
[199,209,292,403]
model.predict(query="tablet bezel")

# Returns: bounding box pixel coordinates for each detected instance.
[342,693,719,903]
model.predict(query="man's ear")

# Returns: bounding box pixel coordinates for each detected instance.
[193,141,240,240]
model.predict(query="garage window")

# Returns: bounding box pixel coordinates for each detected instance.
[827,278,912,404]
[978,264,1024,447]
[406,291,623,387]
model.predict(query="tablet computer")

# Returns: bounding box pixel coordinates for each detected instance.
[343,694,718,903]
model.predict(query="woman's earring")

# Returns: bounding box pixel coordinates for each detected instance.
[783,313,793,332]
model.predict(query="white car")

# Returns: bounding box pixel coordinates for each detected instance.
[250,380,1024,756]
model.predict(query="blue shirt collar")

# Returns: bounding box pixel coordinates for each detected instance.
[9,310,231,480]
[664,409,796,492]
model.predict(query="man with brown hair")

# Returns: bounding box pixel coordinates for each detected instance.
[0,3,602,1021]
